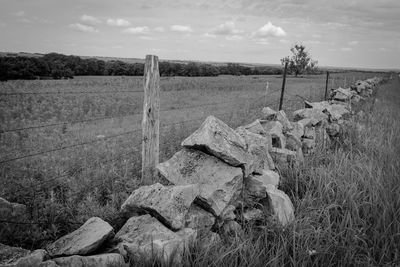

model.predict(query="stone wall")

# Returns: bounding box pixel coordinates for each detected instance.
[0,76,383,267]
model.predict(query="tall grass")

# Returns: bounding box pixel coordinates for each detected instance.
[154,76,400,266]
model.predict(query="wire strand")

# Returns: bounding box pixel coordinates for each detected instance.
[0,129,141,164]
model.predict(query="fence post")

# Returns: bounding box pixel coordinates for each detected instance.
[278,62,288,110]
[265,82,269,107]
[142,55,160,185]
[324,71,330,100]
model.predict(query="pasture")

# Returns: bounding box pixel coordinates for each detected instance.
[0,72,381,248]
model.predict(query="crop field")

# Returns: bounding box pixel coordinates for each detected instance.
[0,71,381,247]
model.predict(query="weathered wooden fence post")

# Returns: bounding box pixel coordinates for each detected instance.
[324,71,330,100]
[265,82,269,106]
[142,55,160,185]
[278,61,288,110]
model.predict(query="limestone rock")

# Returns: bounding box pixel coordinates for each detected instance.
[261,107,277,120]
[243,209,264,222]
[290,121,305,140]
[120,183,198,230]
[43,253,127,267]
[185,204,215,230]
[276,110,293,132]
[302,138,315,154]
[303,127,316,140]
[115,215,196,264]
[260,120,286,148]
[304,101,330,110]
[333,87,353,101]
[326,123,340,137]
[196,232,221,251]
[325,104,350,121]
[235,127,274,172]
[242,120,267,136]
[265,185,295,226]
[269,148,297,168]
[285,133,302,152]
[182,115,252,174]
[244,170,280,201]
[46,217,113,257]
[157,148,243,216]
[0,197,27,221]
[0,244,46,267]
[219,204,237,221]
[221,221,243,238]
[293,109,328,126]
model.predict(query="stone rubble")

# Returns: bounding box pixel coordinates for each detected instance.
[1,76,383,267]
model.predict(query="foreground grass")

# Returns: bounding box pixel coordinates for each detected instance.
[135,76,400,266]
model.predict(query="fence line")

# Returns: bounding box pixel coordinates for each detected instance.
[1,57,345,231]
[0,129,141,164]
[0,90,144,96]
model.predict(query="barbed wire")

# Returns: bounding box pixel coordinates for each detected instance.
[0,113,143,133]
[0,129,141,164]
[0,90,144,96]
[0,90,278,134]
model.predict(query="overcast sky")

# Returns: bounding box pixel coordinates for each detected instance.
[1,0,399,69]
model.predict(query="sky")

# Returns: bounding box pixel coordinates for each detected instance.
[0,0,399,69]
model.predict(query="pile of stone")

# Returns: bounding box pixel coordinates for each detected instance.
[330,76,383,102]
[0,76,383,267]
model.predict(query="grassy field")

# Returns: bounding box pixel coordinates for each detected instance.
[0,71,385,250]
[144,74,400,266]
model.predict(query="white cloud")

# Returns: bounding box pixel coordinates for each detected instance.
[170,25,193,32]
[211,21,243,35]
[81,15,101,25]
[140,36,158,40]
[107,18,131,27]
[340,47,352,51]
[203,33,216,38]
[348,40,359,46]
[122,26,149,34]
[14,11,25,17]
[253,22,286,38]
[154,26,165,32]
[69,23,98,33]
[226,35,243,41]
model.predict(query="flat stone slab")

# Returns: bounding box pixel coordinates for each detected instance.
[260,120,286,149]
[276,110,293,132]
[0,197,27,221]
[46,217,113,257]
[0,244,46,267]
[114,215,196,264]
[265,184,295,226]
[269,148,297,168]
[121,183,198,230]
[244,170,280,202]
[185,204,215,230]
[157,148,243,216]
[242,120,267,136]
[236,127,275,172]
[43,253,127,267]
[293,108,328,126]
[261,107,277,120]
[182,115,252,174]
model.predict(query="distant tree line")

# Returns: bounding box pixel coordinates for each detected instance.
[0,53,284,81]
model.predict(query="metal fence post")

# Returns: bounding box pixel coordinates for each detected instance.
[324,71,330,100]
[278,62,288,110]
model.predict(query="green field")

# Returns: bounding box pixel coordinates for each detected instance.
[0,72,385,249]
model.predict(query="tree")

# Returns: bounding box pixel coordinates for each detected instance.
[281,44,318,77]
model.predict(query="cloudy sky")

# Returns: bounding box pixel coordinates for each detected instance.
[1,0,399,69]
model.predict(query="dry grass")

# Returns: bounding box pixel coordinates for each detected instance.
[0,72,385,250]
